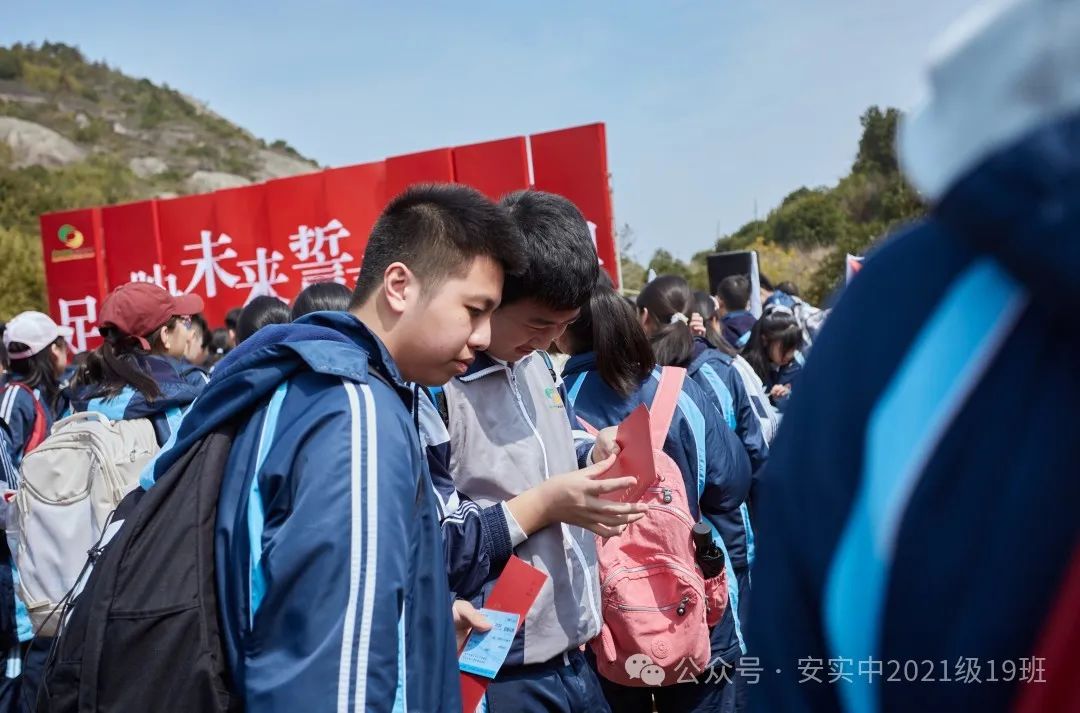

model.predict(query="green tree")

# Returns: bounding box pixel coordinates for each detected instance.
[770,190,849,248]
[0,226,47,317]
[0,48,22,79]
[647,249,691,282]
[852,106,902,176]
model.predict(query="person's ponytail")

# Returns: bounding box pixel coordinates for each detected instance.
[74,328,161,401]
[636,275,695,367]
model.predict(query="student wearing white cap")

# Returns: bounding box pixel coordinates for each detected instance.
[0,312,73,467]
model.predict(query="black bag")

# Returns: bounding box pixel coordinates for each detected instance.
[37,424,240,713]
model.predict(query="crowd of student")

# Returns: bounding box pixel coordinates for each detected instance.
[0,182,825,713]
[1,3,1076,710]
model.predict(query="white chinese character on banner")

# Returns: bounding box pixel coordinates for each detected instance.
[58,296,100,353]
[289,219,350,263]
[130,264,182,296]
[288,218,356,287]
[236,248,289,303]
[182,230,240,298]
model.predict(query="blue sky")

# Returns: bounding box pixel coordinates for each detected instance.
[6,0,983,261]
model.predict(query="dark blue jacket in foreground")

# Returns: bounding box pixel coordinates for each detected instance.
[143,311,461,713]
[563,353,753,663]
[749,114,1080,712]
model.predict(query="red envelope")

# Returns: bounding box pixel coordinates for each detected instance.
[460,556,547,712]
[598,404,656,503]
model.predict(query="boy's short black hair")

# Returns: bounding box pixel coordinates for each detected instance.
[718,275,751,311]
[497,190,599,311]
[352,183,525,307]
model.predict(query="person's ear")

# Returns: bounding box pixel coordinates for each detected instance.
[49,341,66,367]
[639,307,650,328]
[382,262,415,315]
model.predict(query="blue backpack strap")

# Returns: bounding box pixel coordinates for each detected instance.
[566,373,587,407]
[424,385,450,427]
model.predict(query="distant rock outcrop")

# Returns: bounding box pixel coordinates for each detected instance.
[0,116,86,167]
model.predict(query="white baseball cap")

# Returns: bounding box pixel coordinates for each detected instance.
[3,311,75,360]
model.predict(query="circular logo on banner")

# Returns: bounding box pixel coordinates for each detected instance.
[57,224,85,249]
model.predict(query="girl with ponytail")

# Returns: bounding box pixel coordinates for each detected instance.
[637,275,769,702]
[690,291,779,444]
[69,282,206,446]
[556,282,750,713]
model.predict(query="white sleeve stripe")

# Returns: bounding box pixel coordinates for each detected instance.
[338,381,364,713]
[1,387,16,423]
[355,382,380,713]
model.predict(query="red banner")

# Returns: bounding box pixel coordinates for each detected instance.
[452,137,530,201]
[40,124,619,342]
[38,207,106,352]
[322,161,386,261]
[100,199,162,294]
[530,123,618,287]
[156,191,231,326]
[385,148,455,202]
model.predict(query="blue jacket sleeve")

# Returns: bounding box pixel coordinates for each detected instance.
[0,423,18,490]
[724,368,770,475]
[417,387,514,598]
[0,387,36,464]
[243,383,421,712]
[699,396,752,516]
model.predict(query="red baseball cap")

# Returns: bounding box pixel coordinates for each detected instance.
[98,282,205,349]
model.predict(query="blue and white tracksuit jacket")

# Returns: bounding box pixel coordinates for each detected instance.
[749,112,1080,712]
[685,338,769,475]
[143,311,462,713]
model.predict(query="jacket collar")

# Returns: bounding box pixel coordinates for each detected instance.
[457,350,536,383]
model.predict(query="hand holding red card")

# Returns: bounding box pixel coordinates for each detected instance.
[459,556,547,712]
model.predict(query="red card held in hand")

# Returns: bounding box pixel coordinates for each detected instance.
[460,556,548,712]
[598,404,656,503]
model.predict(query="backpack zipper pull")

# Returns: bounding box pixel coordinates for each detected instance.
[662,488,672,504]
[677,594,690,616]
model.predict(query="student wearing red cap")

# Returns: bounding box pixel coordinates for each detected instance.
[67,282,206,446]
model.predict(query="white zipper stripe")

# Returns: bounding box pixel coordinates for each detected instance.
[504,363,602,631]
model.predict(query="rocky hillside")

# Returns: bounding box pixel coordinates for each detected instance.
[0,41,318,192]
[0,41,321,317]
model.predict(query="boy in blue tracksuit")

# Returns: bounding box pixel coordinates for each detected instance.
[749,2,1080,710]
[143,184,525,713]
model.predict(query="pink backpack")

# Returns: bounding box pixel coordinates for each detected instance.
[581,366,728,687]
